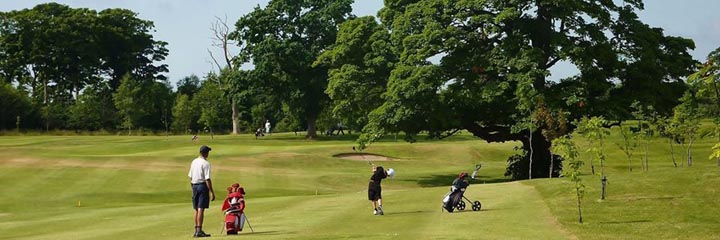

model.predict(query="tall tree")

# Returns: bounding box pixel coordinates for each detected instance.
[176,75,201,99]
[172,93,198,133]
[231,0,354,138]
[315,16,398,132]
[337,0,695,179]
[209,16,243,134]
[113,75,144,134]
[688,47,720,140]
[96,8,169,90]
[194,74,231,137]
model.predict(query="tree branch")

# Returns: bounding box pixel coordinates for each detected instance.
[436,129,461,140]
[207,49,223,73]
[462,121,523,143]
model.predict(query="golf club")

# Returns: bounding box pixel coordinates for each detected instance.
[353,146,371,166]
[471,163,482,180]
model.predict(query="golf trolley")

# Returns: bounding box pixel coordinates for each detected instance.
[442,164,483,213]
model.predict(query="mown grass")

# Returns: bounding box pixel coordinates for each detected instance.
[0,129,718,239]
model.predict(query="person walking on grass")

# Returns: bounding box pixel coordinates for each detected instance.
[368,164,388,215]
[189,145,215,238]
[265,120,271,135]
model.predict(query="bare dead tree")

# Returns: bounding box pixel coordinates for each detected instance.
[209,15,241,134]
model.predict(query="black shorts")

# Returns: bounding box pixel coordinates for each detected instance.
[192,183,210,209]
[368,183,382,201]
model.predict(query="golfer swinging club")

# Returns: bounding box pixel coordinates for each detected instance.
[189,145,215,238]
[368,164,388,215]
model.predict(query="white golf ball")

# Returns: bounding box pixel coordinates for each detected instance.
[387,168,396,178]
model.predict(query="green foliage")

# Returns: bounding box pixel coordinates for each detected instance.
[616,122,638,171]
[171,94,198,133]
[316,16,398,132]
[688,47,720,116]
[69,86,115,131]
[631,101,658,171]
[577,116,610,176]
[0,81,37,130]
[232,0,354,138]
[349,0,694,180]
[0,3,168,131]
[552,135,585,223]
[672,90,701,166]
[193,75,231,132]
[176,75,201,99]
[708,143,720,165]
[113,75,144,133]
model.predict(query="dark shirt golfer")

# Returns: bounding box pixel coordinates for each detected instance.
[368,164,388,215]
[188,145,215,238]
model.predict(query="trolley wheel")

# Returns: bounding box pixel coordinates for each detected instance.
[457,200,466,210]
[472,201,481,211]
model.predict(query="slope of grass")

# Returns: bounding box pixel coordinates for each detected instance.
[527,126,720,239]
[0,130,718,239]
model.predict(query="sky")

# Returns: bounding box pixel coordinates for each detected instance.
[1,0,719,84]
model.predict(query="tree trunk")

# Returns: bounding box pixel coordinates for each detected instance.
[549,153,554,179]
[644,139,649,171]
[687,134,693,166]
[520,130,554,179]
[231,101,239,134]
[601,176,607,200]
[306,114,318,139]
[529,128,534,180]
[576,187,583,224]
[670,138,678,168]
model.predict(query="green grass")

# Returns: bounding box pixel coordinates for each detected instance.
[0,130,718,239]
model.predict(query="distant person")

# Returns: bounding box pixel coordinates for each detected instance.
[191,132,199,142]
[368,164,388,215]
[335,122,345,135]
[265,120,271,135]
[188,145,215,238]
[254,127,265,139]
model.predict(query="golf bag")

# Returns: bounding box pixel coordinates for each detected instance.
[254,128,264,139]
[222,184,246,235]
[442,174,469,212]
[442,170,482,212]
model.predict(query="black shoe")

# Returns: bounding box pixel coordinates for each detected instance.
[194,231,211,238]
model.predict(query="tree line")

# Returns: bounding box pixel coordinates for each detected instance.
[2,1,719,180]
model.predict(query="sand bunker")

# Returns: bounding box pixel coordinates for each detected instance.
[333,153,394,161]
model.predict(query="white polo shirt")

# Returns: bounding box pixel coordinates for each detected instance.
[188,156,211,184]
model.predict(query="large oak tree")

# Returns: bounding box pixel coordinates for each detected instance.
[325,0,696,179]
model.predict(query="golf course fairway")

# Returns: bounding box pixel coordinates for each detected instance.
[0,132,718,239]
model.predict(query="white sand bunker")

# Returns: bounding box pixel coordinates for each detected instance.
[333,153,394,161]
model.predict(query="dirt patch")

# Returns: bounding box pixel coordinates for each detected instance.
[333,153,394,161]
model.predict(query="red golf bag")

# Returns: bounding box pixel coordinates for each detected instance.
[222,183,246,235]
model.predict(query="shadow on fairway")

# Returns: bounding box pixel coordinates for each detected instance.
[240,230,284,236]
[412,174,513,187]
[600,220,651,224]
[383,210,434,216]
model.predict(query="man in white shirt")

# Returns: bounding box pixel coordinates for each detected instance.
[189,145,215,238]
[265,120,271,135]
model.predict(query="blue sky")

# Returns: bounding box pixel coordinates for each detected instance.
[2,0,719,84]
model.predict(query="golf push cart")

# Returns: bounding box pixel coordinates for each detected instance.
[442,164,482,212]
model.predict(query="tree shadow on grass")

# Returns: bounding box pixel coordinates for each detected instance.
[410,174,513,188]
[600,220,651,224]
